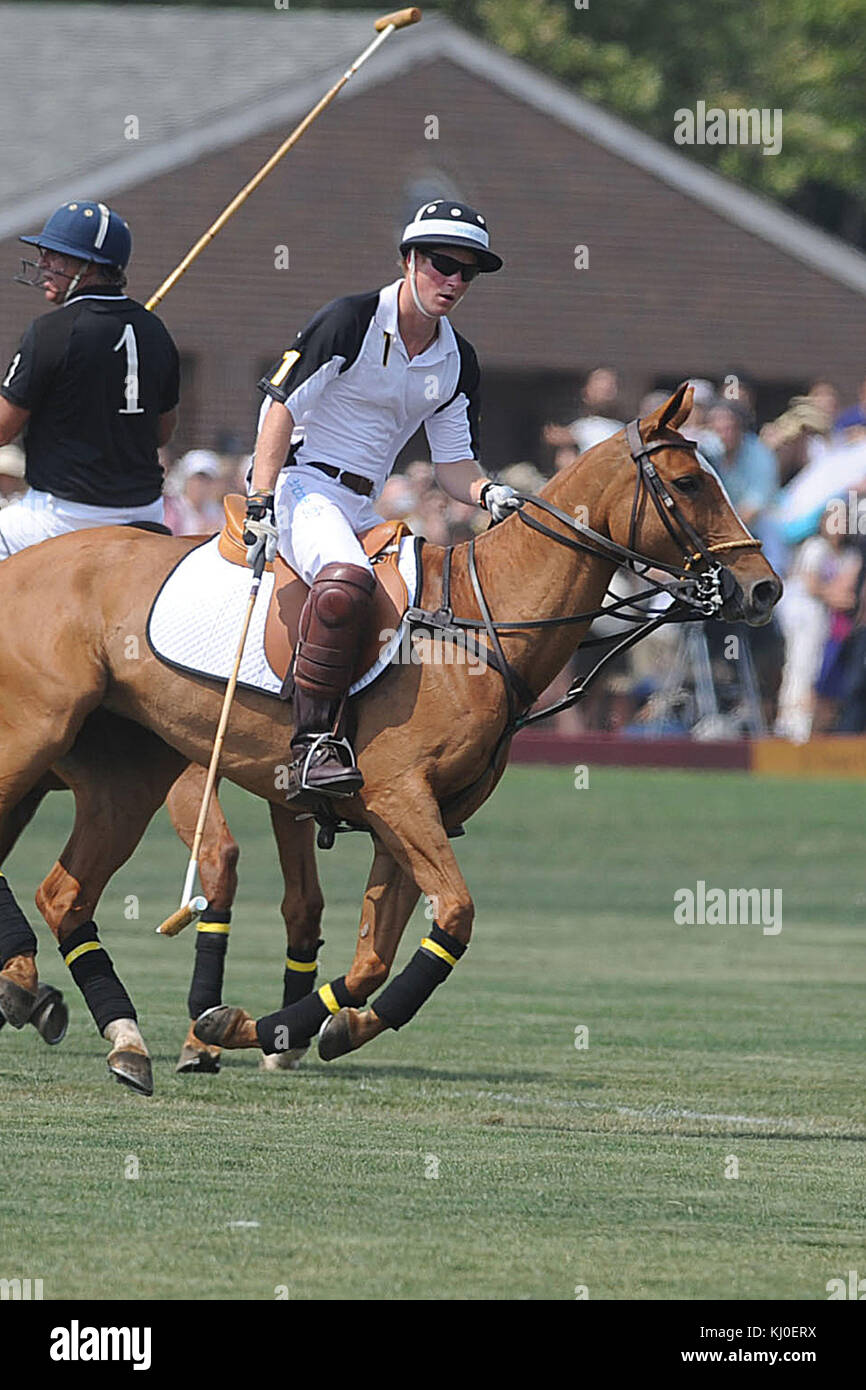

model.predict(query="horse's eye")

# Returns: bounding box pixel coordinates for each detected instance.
[673,475,701,494]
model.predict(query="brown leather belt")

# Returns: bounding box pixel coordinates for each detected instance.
[291,458,375,497]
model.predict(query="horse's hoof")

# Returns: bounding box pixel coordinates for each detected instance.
[193,1005,256,1049]
[29,984,69,1046]
[107,1049,154,1096]
[259,1044,309,1072]
[175,1041,221,1074]
[317,1010,354,1062]
[0,976,37,1029]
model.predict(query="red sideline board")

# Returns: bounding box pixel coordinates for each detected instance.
[510,731,866,778]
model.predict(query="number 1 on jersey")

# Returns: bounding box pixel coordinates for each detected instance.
[113,324,144,415]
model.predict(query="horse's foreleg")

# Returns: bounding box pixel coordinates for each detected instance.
[348,791,474,1041]
[261,824,414,1066]
[0,774,70,1042]
[194,788,471,1060]
[317,838,421,1061]
[0,773,66,866]
[36,725,188,1095]
[166,767,239,1075]
[195,832,415,1058]
[0,705,102,1030]
[251,792,462,1061]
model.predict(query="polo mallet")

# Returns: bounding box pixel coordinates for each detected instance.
[152,7,422,934]
[145,7,422,311]
[156,548,268,936]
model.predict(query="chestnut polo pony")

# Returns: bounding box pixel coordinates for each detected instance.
[0,386,780,1091]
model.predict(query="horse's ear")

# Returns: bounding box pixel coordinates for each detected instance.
[644,382,694,434]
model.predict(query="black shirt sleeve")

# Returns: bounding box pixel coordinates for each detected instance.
[0,317,65,411]
[257,290,379,407]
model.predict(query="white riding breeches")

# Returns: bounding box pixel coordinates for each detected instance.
[0,488,165,559]
[274,466,385,585]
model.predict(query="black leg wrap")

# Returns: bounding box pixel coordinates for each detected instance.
[187,911,231,1019]
[257,974,354,1055]
[201,906,232,926]
[372,924,467,1031]
[282,939,322,1009]
[0,873,38,967]
[58,921,136,1033]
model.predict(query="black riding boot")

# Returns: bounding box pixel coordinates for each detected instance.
[288,687,363,798]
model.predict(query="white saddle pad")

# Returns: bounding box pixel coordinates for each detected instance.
[147,534,420,699]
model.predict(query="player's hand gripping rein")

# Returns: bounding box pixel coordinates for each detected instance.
[480,481,523,524]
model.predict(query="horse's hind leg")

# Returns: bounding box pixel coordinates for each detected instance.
[193,807,326,1060]
[166,767,240,1075]
[169,783,323,1077]
[36,720,188,1095]
[258,805,324,1071]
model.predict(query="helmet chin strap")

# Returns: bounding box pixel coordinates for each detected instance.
[408,248,437,320]
[59,260,90,304]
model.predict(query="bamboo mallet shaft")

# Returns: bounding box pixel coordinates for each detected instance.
[146,8,422,310]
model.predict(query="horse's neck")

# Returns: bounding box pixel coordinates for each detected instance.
[444,461,617,702]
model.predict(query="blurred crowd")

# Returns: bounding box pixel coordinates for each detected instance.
[532,366,866,742]
[4,366,866,743]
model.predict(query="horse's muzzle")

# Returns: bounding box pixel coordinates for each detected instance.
[720,571,782,626]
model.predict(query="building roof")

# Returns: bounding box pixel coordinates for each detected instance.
[3,2,866,298]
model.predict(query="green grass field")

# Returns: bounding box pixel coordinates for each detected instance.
[1,765,863,1301]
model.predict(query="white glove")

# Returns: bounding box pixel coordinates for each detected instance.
[244,517,278,568]
[481,481,523,524]
[243,492,279,568]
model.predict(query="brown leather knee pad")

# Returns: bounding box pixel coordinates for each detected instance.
[293,562,376,701]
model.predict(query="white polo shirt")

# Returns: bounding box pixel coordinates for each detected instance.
[257,279,480,495]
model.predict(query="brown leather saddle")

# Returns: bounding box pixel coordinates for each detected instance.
[218,495,412,691]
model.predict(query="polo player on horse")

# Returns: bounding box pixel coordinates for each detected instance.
[244,200,521,799]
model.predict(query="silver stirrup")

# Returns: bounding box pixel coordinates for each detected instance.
[295,733,359,793]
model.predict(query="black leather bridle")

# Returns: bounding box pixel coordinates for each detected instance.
[623,419,759,576]
[407,416,763,734]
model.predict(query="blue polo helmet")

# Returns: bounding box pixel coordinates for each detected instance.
[20,200,131,268]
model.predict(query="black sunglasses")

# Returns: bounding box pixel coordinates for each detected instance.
[423,250,480,282]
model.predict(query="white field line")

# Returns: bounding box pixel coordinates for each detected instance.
[446,1088,847,1132]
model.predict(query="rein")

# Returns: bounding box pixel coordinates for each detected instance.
[406,416,762,735]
